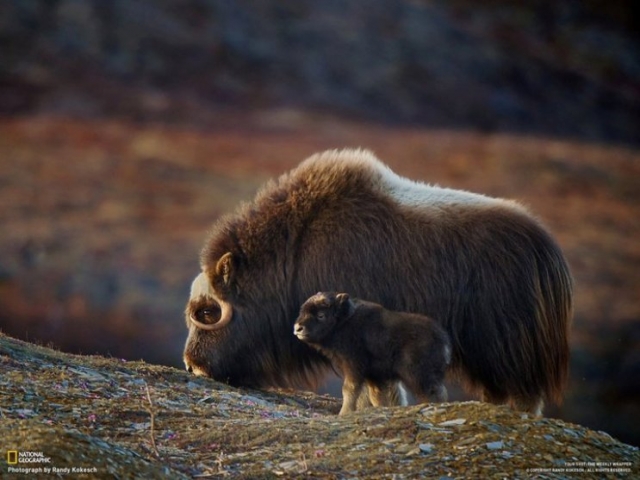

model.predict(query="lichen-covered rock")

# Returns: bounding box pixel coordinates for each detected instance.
[1,333,637,478]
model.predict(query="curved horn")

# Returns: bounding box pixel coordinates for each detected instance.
[187,272,234,331]
[189,300,233,331]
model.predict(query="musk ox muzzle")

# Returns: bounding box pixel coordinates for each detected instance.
[183,271,236,378]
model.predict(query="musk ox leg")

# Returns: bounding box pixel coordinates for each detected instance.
[481,390,544,416]
[390,382,409,406]
[509,396,544,417]
[431,384,448,403]
[411,382,448,404]
[366,380,397,407]
[401,363,448,405]
[340,375,365,416]
[480,389,508,406]
[355,389,372,410]
[355,382,407,410]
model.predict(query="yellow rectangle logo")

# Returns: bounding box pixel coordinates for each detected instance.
[7,451,18,464]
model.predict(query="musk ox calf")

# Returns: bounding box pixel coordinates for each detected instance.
[183,149,572,415]
[294,292,450,415]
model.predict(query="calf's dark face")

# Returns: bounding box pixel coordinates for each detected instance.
[294,307,337,344]
[294,293,352,344]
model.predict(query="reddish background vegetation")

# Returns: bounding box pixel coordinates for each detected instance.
[1,0,639,448]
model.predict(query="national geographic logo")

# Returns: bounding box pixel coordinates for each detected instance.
[5,450,99,475]
[6,450,52,464]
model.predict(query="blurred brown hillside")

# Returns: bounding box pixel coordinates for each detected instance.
[1,0,639,144]
[1,0,639,450]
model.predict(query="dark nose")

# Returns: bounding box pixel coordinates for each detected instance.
[184,357,194,374]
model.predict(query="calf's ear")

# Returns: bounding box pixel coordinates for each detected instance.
[215,252,235,286]
[335,293,350,303]
[336,293,355,318]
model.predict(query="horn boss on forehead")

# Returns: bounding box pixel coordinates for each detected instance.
[185,272,232,331]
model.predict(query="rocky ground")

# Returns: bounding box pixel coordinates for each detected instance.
[1,333,638,479]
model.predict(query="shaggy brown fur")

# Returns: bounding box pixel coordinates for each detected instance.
[183,149,572,414]
[295,292,450,415]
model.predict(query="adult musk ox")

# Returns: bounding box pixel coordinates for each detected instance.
[294,292,450,415]
[183,149,572,414]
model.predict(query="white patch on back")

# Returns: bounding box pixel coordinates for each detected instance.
[303,149,509,209]
[298,148,525,216]
[373,160,501,208]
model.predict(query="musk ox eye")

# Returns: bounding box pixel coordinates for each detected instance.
[317,311,326,321]
[195,306,220,324]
